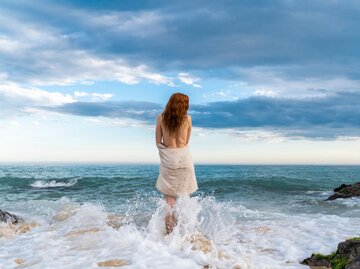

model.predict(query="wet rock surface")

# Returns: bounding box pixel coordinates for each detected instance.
[301,238,360,269]
[97,259,130,267]
[0,210,23,224]
[326,182,360,201]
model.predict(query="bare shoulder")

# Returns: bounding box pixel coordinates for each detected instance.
[186,114,192,124]
[157,113,163,121]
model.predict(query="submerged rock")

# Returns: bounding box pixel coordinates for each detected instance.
[97,259,130,267]
[106,214,125,230]
[301,237,360,269]
[66,227,101,237]
[326,182,360,200]
[0,210,23,224]
[0,223,39,238]
[189,233,213,254]
[14,258,24,265]
[52,207,77,222]
[0,210,40,238]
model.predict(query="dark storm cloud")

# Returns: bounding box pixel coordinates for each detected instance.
[42,91,360,139]
[46,101,162,122]
[1,0,360,79]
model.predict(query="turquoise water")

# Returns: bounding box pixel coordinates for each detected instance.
[1,165,359,215]
[1,165,359,269]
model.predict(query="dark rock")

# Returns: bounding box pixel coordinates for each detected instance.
[0,210,23,224]
[326,182,360,201]
[338,239,360,264]
[301,238,360,269]
[347,256,360,269]
[301,254,331,267]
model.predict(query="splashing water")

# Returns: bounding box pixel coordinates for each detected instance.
[30,178,78,188]
[1,164,360,268]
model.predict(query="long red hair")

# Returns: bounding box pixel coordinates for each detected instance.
[162,93,189,137]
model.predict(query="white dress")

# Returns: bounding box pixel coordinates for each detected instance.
[155,143,198,197]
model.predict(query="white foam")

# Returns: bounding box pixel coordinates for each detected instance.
[30,178,78,188]
[0,196,359,269]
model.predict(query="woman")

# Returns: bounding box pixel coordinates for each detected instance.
[155,93,198,234]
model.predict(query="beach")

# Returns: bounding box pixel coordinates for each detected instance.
[0,164,359,269]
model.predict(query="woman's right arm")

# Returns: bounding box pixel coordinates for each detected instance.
[186,115,192,144]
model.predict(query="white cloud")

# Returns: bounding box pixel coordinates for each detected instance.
[0,83,75,106]
[84,117,148,128]
[20,50,174,86]
[74,91,88,97]
[92,93,113,101]
[9,120,20,127]
[234,66,360,98]
[203,90,238,100]
[336,136,360,141]
[178,72,202,88]
[73,91,113,101]
[253,89,278,97]
[0,11,173,87]
[228,129,285,143]
[0,36,24,53]
[86,10,168,38]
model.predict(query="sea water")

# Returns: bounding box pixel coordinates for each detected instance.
[0,164,359,269]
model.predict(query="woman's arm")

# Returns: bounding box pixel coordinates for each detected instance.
[186,115,192,144]
[155,114,163,145]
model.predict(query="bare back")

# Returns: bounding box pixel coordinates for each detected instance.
[156,113,192,148]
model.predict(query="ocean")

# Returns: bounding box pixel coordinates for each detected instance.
[0,164,359,269]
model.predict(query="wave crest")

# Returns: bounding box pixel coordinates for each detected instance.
[30,178,78,188]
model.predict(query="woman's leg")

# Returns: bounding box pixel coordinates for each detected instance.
[164,195,177,234]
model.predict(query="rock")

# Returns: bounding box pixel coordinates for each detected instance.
[106,214,124,230]
[0,210,38,237]
[0,222,39,238]
[189,233,213,254]
[97,259,130,267]
[347,256,360,269]
[13,223,39,234]
[52,208,77,222]
[301,254,331,268]
[0,210,23,224]
[301,237,360,269]
[14,258,24,265]
[337,238,360,261]
[66,227,101,237]
[326,182,360,200]
[253,226,271,233]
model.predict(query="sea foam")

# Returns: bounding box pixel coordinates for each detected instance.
[30,178,78,188]
[1,195,359,269]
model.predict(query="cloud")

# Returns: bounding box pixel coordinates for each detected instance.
[37,91,360,140]
[74,91,88,97]
[92,93,113,101]
[178,72,202,88]
[253,89,278,98]
[0,82,75,118]
[0,7,173,87]
[0,83,75,106]
[42,101,162,123]
[73,91,113,101]
[2,0,359,89]
[85,10,168,38]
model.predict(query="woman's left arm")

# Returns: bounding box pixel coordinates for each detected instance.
[155,114,163,145]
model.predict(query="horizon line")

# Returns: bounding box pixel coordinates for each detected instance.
[0,161,360,166]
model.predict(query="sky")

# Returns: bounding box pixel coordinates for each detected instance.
[0,0,360,164]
